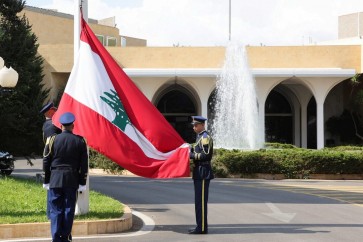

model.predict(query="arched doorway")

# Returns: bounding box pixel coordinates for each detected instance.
[207,89,216,133]
[155,85,197,143]
[307,97,317,149]
[265,90,293,144]
[324,79,363,146]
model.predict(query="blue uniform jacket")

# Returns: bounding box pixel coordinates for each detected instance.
[190,130,214,180]
[43,130,88,189]
[42,119,61,143]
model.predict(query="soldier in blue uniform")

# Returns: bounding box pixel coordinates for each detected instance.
[40,102,62,220]
[188,116,214,234]
[43,112,88,242]
[40,102,62,143]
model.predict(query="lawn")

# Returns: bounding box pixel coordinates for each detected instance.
[0,176,124,224]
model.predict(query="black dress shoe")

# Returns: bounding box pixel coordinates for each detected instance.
[188,228,208,234]
[188,228,195,233]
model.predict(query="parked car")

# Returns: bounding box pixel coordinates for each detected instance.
[0,151,15,176]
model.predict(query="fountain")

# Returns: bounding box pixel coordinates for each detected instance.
[211,42,263,150]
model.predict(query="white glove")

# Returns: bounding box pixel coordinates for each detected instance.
[78,185,87,192]
[42,184,50,190]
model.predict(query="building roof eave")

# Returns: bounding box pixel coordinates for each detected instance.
[123,68,357,78]
[253,68,356,77]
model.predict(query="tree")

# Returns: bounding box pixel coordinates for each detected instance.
[0,0,48,155]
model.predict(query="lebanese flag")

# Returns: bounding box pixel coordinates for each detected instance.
[53,17,190,178]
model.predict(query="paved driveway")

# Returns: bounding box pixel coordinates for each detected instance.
[8,158,363,242]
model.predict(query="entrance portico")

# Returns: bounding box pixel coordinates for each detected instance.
[255,68,355,149]
[126,67,355,148]
[38,43,361,149]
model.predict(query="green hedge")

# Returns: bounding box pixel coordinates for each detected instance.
[212,146,363,178]
[88,144,363,179]
[89,149,124,174]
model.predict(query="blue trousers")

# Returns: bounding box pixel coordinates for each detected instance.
[46,190,50,219]
[194,179,210,233]
[49,187,77,242]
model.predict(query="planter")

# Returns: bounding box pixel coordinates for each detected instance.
[0,205,132,239]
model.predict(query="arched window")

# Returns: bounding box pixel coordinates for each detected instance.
[157,90,196,114]
[265,90,293,144]
[155,85,197,143]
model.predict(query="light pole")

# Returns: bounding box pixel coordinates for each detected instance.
[0,57,19,91]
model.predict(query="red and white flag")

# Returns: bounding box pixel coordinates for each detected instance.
[53,17,190,178]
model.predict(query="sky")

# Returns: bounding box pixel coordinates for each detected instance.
[25,0,363,47]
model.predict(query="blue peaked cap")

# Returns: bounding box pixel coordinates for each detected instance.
[191,115,207,125]
[39,102,54,114]
[59,112,75,125]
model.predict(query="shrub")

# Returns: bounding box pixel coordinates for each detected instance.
[89,149,124,174]
[264,142,298,149]
[212,145,363,178]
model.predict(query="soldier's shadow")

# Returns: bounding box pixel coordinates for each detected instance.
[155,223,352,235]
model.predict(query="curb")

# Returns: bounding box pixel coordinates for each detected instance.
[0,205,132,240]
[233,173,363,180]
[89,168,137,176]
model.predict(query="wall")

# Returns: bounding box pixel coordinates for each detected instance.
[22,6,146,47]
[247,45,361,71]
[338,12,363,39]
[39,45,361,70]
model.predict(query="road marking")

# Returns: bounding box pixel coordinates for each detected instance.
[262,202,296,223]
[225,183,363,208]
[1,210,155,242]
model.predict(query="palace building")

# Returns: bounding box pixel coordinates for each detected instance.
[23,6,363,149]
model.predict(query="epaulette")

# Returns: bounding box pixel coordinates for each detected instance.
[201,132,211,146]
[201,136,210,146]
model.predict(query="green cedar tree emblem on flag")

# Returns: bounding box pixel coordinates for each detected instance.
[100,89,131,131]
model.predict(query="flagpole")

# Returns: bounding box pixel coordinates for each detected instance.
[229,0,231,41]
[74,0,88,64]
[74,0,80,64]
[74,0,89,215]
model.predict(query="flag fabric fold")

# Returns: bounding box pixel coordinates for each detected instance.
[53,17,190,178]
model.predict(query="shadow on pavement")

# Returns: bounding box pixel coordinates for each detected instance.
[155,223,363,235]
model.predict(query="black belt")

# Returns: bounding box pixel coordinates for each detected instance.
[51,167,74,171]
[195,161,210,166]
